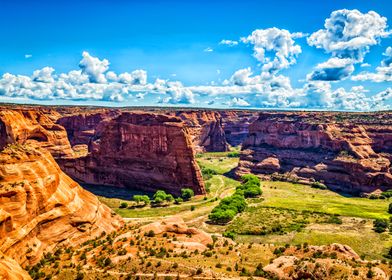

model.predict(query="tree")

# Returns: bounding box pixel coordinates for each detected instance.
[152,190,174,206]
[181,188,194,201]
[209,209,236,224]
[133,195,150,206]
[119,202,128,208]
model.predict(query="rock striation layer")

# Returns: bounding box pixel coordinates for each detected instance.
[220,111,259,147]
[0,108,74,159]
[58,112,205,195]
[174,111,229,153]
[237,112,392,194]
[0,143,123,267]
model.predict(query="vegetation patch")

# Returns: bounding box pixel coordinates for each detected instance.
[227,206,341,236]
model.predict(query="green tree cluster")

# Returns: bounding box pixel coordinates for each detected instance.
[152,190,174,205]
[132,195,150,206]
[209,174,261,224]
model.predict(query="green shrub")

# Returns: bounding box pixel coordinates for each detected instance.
[373,219,388,233]
[133,195,150,206]
[388,203,392,214]
[119,202,128,209]
[181,188,194,201]
[201,167,217,180]
[222,230,236,240]
[152,190,173,205]
[311,181,328,190]
[227,151,240,158]
[174,197,183,204]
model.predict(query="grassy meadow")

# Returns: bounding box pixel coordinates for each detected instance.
[95,147,392,259]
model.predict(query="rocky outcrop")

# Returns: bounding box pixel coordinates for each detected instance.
[237,112,392,193]
[0,143,123,267]
[57,109,120,146]
[0,253,31,280]
[139,217,213,251]
[58,112,205,195]
[0,109,74,159]
[173,111,229,153]
[220,111,258,147]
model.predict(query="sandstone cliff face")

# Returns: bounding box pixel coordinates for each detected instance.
[0,252,31,280]
[57,109,120,146]
[237,112,392,193]
[0,144,123,267]
[220,111,259,147]
[58,112,205,195]
[174,111,229,153]
[0,109,74,159]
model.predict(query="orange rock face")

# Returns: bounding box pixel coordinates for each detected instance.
[237,112,392,193]
[0,144,123,267]
[0,108,74,159]
[0,252,31,280]
[58,112,205,195]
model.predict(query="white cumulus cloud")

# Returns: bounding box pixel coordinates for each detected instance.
[79,51,110,83]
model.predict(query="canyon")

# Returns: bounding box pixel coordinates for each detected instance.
[1,106,392,278]
[236,112,392,194]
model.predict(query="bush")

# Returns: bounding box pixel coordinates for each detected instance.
[201,167,217,180]
[236,175,262,198]
[174,197,183,204]
[191,205,195,211]
[227,151,240,158]
[119,202,128,209]
[386,247,392,259]
[222,230,236,240]
[373,219,388,233]
[388,203,392,214]
[311,181,328,190]
[181,188,195,201]
[381,190,392,198]
[133,195,150,206]
[152,190,174,205]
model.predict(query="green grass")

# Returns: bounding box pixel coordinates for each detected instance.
[197,156,239,175]
[113,175,240,219]
[230,181,392,259]
[227,206,338,236]
[261,181,391,220]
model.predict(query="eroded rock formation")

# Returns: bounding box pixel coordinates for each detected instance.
[220,111,258,147]
[0,143,123,267]
[237,112,392,193]
[58,112,205,195]
[0,252,31,280]
[174,111,229,153]
[0,108,74,159]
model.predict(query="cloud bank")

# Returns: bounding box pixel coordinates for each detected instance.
[0,9,391,111]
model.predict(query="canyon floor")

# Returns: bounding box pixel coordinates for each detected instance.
[1,107,392,279]
[34,148,392,279]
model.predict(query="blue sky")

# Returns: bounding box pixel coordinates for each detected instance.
[0,0,392,110]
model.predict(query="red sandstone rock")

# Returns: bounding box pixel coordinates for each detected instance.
[0,144,123,267]
[174,111,230,153]
[237,112,392,193]
[58,112,205,195]
[220,111,259,147]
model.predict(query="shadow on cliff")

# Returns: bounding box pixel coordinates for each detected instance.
[81,183,154,200]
